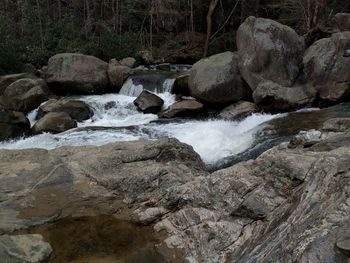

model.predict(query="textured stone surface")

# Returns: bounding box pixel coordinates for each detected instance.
[37,99,93,122]
[0,78,49,113]
[159,99,203,118]
[253,80,316,112]
[107,59,133,89]
[237,16,305,91]
[303,32,350,102]
[46,53,109,95]
[32,112,77,134]
[134,91,164,114]
[0,107,30,141]
[219,101,259,120]
[0,234,52,263]
[189,52,250,103]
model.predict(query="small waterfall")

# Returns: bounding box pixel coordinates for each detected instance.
[119,74,176,97]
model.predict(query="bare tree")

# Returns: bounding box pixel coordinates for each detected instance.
[203,0,219,57]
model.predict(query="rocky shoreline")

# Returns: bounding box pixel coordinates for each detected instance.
[0,14,349,263]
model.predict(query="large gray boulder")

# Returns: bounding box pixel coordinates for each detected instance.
[253,80,316,112]
[237,16,305,90]
[303,32,350,102]
[46,53,109,95]
[0,107,30,141]
[189,52,250,103]
[0,78,49,113]
[37,99,93,122]
[107,59,132,89]
[32,112,77,134]
[0,234,52,263]
[335,13,350,32]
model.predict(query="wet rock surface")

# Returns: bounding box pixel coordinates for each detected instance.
[134,90,164,114]
[219,101,259,120]
[159,99,203,118]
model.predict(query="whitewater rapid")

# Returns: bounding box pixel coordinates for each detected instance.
[0,71,285,165]
[0,93,281,165]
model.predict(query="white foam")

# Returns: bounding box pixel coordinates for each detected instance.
[146,113,282,164]
[77,93,159,127]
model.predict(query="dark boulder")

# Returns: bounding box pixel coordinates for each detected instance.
[0,78,49,113]
[253,80,316,112]
[134,91,164,114]
[107,59,132,89]
[0,107,30,141]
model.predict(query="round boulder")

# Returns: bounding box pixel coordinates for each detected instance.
[107,59,133,89]
[0,73,37,96]
[32,112,77,134]
[46,53,109,95]
[237,16,305,90]
[134,91,164,114]
[303,32,350,103]
[37,99,93,122]
[188,52,250,104]
[0,107,30,141]
[0,78,49,113]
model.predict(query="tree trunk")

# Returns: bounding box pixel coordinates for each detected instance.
[203,0,219,57]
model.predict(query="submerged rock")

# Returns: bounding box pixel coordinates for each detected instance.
[303,32,350,103]
[237,16,305,90]
[134,91,164,114]
[37,99,93,122]
[46,53,109,95]
[32,112,77,134]
[0,107,30,141]
[0,78,50,113]
[189,52,250,103]
[0,234,52,263]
